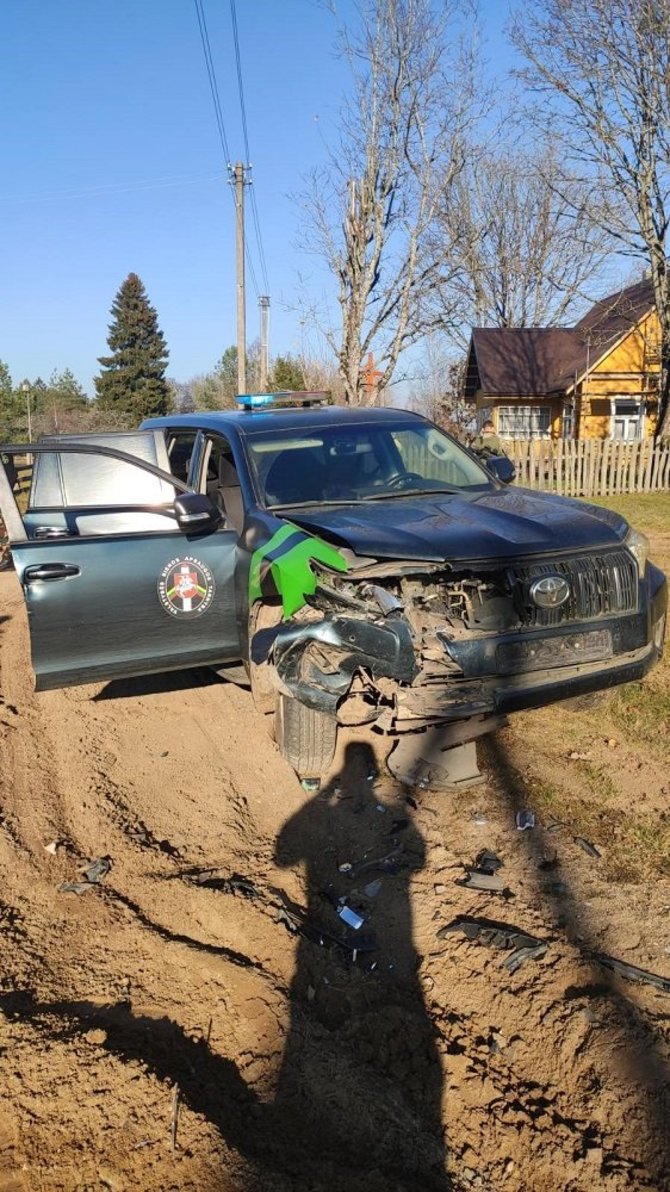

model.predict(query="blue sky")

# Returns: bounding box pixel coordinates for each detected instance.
[0,0,514,395]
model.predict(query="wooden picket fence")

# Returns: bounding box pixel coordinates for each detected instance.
[506,438,670,498]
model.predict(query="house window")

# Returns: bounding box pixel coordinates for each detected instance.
[612,398,644,441]
[497,406,551,439]
[562,403,575,441]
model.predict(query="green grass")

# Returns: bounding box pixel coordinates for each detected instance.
[593,494,670,761]
[589,491,670,540]
[504,490,670,880]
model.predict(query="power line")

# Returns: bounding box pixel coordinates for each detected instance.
[229,0,270,293]
[193,0,232,167]
[0,172,225,206]
[245,242,260,300]
[248,180,270,297]
[194,0,268,319]
[229,0,250,163]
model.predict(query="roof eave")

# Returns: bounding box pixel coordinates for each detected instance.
[567,306,655,393]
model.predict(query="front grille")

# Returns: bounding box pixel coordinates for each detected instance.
[508,550,638,627]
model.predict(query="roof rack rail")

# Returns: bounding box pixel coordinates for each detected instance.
[235,390,332,411]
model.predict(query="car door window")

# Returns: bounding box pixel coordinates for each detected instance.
[23,433,178,539]
[200,435,244,532]
[166,431,198,483]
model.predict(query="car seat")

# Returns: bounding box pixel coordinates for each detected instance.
[264,448,325,506]
[218,454,244,530]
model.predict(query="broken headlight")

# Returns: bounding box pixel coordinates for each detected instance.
[625,526,649,577]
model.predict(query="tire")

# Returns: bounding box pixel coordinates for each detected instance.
[275,693,337,779]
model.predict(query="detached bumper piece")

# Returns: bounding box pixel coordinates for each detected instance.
[270,613,416,713]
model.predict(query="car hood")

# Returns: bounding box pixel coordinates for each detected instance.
[287,487,629,564]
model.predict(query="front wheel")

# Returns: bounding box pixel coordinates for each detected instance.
[274,693,337,779]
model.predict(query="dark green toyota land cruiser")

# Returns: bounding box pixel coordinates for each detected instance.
[0,394,666,780]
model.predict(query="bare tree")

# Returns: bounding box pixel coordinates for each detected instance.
[409,339,474,436]
[299,0,481,405]
[510,0,670,436]
[438,144,613,345]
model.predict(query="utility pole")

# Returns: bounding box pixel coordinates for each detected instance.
[232,162,247,394]
[20,380,32,443]
[259,295,270,390]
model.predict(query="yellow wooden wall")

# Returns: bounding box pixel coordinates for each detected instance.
[576,310,660,439]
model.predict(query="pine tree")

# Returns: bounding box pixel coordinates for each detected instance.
[48,368,87,409]
[269,354,306,392]
[0,361,25,440]
[95,274,171,419]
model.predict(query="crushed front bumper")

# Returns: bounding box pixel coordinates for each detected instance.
[255,563,667,732]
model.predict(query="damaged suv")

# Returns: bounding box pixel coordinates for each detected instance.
[0,397,666,781]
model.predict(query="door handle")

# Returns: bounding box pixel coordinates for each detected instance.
[32,526,70,539]
[23,563,80,582]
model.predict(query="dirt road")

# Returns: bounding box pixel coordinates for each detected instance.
[1,565,669,1192]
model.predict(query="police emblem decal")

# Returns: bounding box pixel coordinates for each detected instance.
[158,557,215,617]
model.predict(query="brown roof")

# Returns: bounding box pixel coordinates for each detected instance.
[465,278,655,399]
[466,327,582,397]
[575,277,653,338]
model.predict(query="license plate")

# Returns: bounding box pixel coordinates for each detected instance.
[496,629,613,675]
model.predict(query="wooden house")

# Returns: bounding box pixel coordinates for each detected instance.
[464,279,659,440]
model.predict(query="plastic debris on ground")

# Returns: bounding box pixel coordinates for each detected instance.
[471,812,488,826]
[437,914,548,971]
[596,953,670,995]
[501,942,547,972]
[458,850,508,894]
[460,871,506,893]
[475,849,503,873]
[273,888,376,955]
[190,871,260,898]
[58,856,112,895]
[337,845,405,880]
[301,778,320,793]
[575,836,602,858]
[515,809,535,831]
[337,904,365,931]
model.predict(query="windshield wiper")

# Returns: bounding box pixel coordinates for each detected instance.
[359,487,464,501]
[267,499,362,511]
[267,488,473,510]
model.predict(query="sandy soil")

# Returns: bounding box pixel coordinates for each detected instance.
[1,567,669,1192]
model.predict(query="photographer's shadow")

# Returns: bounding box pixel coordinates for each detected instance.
[273,740,450,1190]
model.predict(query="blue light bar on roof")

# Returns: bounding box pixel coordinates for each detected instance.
[235,390,332,411]
[235,393,276,409]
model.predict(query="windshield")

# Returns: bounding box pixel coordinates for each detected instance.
[245,421,492,508]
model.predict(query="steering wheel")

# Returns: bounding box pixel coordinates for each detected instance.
[387,471,424,489]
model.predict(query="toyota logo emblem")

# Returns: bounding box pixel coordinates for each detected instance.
[529,575,571,608]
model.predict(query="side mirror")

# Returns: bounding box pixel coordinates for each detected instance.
[174,492,222,533]
[484,455,516,485]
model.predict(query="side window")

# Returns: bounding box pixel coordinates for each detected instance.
[21,433,178,540]
[166,431,198,483]
[200,436,244,532]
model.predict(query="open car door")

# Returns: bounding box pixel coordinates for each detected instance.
[0,434,241,691]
